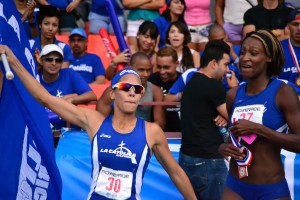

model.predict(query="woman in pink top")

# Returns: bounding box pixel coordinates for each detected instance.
[184,0,212,52]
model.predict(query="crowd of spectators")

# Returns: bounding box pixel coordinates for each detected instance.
[15,0,300,153]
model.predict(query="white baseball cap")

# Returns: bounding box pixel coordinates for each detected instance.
[40,44,64,58]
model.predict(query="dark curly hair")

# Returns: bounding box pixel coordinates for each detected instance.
[36,5,61,26]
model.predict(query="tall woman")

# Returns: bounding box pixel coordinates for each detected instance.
[219,29,300,199]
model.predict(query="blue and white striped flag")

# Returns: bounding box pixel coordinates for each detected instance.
[0,1,62,199]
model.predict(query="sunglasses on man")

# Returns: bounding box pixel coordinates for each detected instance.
[43,57,63,63]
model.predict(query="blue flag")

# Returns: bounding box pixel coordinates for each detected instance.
[0,1,62,199]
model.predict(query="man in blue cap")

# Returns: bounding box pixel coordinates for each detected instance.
[69,28,106,84]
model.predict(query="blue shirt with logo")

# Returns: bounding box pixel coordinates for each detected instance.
[279,39,300,84]
[69,53,106,83]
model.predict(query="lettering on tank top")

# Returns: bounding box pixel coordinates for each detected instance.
[100,140,137,164]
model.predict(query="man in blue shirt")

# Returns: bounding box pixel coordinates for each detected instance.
[38,44,96,146]
[279,8,300,86]
[69,28,106,84]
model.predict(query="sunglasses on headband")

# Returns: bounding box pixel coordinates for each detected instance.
[112,82,145,94]
[43,57,63,63]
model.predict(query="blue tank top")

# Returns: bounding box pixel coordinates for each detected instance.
[231,78,288,133]
[88,115,151,200]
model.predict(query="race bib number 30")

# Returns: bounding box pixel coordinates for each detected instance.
[95,167,133,199]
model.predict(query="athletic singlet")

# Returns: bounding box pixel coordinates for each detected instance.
[88,115,151,200]
[231,78,288,133]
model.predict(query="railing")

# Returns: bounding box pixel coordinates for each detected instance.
[79,101,180,107]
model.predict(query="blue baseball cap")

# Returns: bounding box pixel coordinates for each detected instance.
[111,68,141,87]
[289,8,300,23]
[69,28,87,39]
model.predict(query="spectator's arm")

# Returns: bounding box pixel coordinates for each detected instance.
[105,63,117,81]
[123,0,152,9]
[272,28,289,41]
[152,84,166,130]
[155,35,160,52]
[62,61,70,69]
[164,72,188,102]
[91,75,106,84]
[192,50,200,68]
[226,70,239,89]
[96,87,113,116]
[105,49,130,80]
[164,92,181,102]
[123,0,165,10]
[34,48,42,66]
[216,103,228,121]
[214,115,228,127]
[62,91,97,105]
[139,0,165,10]
[35,0,49,6]
[21,1,39,37]
[21,1,36,22]
[242,25,255,38]
[226,41,238,61]
[66,0,82,13]
[151,53,157,72]
[215,0,225,26]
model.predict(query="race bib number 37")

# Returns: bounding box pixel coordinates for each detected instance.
[232,104,265,124]
[232,104,265,144]
[95,167,133,199]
